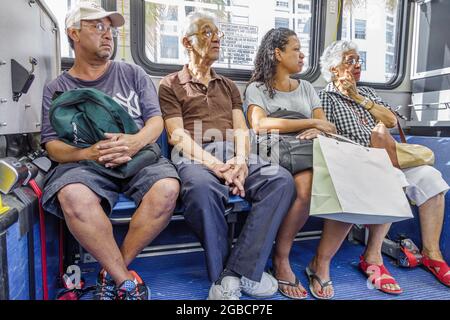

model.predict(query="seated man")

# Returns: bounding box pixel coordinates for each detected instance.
[159,12,296,300]
[40,2,180,300]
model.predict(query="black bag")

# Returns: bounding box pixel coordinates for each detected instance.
[258,109,313,175]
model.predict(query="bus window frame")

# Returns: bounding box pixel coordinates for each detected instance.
[336,0,410,90]
[61,0,118,70]
[130,0,326,82]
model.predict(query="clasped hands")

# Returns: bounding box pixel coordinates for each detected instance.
[88,133,143,168]
[211,156,249,198]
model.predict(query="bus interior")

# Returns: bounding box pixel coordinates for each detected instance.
[0,0,449,301]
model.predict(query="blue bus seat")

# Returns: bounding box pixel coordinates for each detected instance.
[228,194,251,212]
[112,194,250,215]
[110,194,245,223]
[110,194,185,224]
[389,135,450,262]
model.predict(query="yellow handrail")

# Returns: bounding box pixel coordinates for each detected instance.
[0,194,10,215]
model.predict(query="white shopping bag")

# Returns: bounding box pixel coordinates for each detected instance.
[310,134,413,224]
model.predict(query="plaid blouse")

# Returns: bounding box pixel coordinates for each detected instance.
[319,83,392,147]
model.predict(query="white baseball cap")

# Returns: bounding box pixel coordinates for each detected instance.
[65,1,125,30]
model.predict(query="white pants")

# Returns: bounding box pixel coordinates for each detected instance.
[395,165,449,206]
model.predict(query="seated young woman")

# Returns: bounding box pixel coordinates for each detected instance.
[244,28,340,299]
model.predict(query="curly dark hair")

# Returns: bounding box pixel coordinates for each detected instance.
[247,28,297,99]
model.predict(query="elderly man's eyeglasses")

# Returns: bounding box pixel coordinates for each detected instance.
[82,22,119,37]
[344,58,364,66]
[187,29,225,40]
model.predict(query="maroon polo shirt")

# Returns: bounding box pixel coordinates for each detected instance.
[159,64,243,143]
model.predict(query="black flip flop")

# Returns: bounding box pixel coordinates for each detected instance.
[305,266,334,300]
[267,267,308,300]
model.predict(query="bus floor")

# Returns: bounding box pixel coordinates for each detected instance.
[77,239,450,300]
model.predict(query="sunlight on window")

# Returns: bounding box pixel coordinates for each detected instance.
[340,0,400,83]
[144,0,314,73]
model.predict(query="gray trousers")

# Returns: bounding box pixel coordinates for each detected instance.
[175,142,295,282]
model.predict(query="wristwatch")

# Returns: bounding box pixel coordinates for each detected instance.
[361,97,374,111]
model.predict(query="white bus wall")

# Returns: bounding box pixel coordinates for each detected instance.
[0,0,60,136]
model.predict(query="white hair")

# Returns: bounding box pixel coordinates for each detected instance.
[320,40,358,82]
[182,11,218,47]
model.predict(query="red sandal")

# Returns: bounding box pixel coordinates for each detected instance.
[422,254,450,287]
[359,256,403,295]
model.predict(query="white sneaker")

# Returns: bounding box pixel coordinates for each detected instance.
[241,272,278,298]
[207,276,242,300]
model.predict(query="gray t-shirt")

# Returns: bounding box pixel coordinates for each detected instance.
[243,80,322,117]
[40,61,161,146]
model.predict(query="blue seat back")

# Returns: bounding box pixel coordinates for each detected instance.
[404,136,450,182]
[389,136,450,262]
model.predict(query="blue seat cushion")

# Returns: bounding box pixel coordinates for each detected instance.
[111,194,251,219]
[112,194,184,216]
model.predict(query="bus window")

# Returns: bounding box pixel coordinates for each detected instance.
[338,0,407,87]
[44,0,103,58]
[140,0,322,79]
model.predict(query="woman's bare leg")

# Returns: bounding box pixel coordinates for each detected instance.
[272,170,312,298]
[309,220,353,298]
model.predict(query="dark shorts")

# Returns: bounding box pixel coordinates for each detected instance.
[42,156,180,219]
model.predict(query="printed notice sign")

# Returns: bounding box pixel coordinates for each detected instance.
[219,22,258,66]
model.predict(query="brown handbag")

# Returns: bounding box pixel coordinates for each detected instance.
[370,114,434,169]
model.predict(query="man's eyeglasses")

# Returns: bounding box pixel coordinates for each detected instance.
[344,58,364,66]
[82,22,119,37]
[187,29,225,40]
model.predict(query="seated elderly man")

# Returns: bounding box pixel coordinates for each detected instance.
[317,40,450,294]
[158,12,296,300]
[40,2,180,300]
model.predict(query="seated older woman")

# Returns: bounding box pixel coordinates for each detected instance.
[318,40,450,293]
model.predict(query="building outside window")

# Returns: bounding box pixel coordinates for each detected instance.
[275,17,289,28]
[143,0,315,74]
[341,16,348,38]
[163,6,178,21]
[385,53,394,74]
[232,14,249,24]
[354,19,366,39]
[298,4,310,11]
[232,0,249,7]
[386,22,394,45]
[185,6,195,15]
[161,35,179,59]
[276,1,289,9]
[339,0,402,84]
[359,51,366,71]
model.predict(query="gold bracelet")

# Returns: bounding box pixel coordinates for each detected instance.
[365,100,375,111]
[360,96,370,108]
